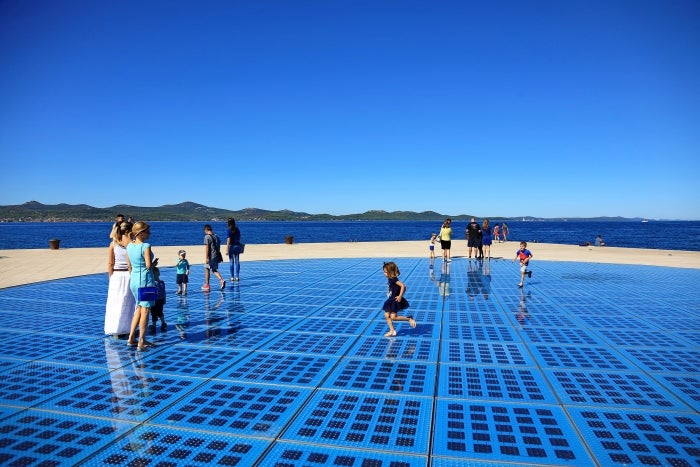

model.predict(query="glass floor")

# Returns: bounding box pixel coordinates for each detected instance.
[0,257,698,466]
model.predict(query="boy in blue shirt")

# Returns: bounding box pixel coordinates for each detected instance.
[175,250,190,295]
[512,241,533,288]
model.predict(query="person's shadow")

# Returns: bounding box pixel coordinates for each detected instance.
[437,261,451,299]
[480,260,491,300]
[174,296,190,340]
[204,292,225,340]
[516,289,532,327]
[224,286,245,334]
[466,260,482,301]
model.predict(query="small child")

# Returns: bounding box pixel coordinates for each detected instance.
[429,233,438,259]
[150,266,167,331]
[382,261,417,337]
[175,250,190,295]
[512,241,533,288]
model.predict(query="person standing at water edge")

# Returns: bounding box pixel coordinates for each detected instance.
[493,223,501,243]
[481,218,492,260]
[512,241,533,288]
[502,222,509,242]
[203,224,225,291]
[381,261,416,337]
[226,217,243,282]
[125,221,156,350]
[439,218,453,262]
[595,234,605,247]
[104,221,134,337]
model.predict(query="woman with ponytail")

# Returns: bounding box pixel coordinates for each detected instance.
[104,221,135,337]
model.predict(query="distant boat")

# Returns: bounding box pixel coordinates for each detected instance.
[641,219,649,223]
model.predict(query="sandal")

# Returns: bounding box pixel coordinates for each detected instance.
[126,340,136,347]
[141,340,155,347]
[384,330,397,337]
[408,317,417,329]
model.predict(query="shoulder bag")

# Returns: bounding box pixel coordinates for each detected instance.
[209,234,224,263]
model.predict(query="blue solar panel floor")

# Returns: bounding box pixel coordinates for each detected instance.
[0,257,699,466]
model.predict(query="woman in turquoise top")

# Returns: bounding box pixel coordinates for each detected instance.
[126,221,156,350]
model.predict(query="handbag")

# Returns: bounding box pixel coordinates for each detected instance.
[136,244,158,301]
[138,286,159,301]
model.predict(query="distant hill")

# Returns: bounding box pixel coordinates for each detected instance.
[0,201,646,222]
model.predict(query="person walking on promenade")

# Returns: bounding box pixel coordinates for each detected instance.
[203,224,225,291]
[126,221,156,350]
[104,220,134,337]
[502,222,509,242]
[110,213,125,240]
[226,217,243,282]
[439,218,453,262]
[381,261,416,337]
[481,218,493,260]
[512,241,533,288]
[466,217,481,259]
[175,250,190,295]
[429,233,438,259]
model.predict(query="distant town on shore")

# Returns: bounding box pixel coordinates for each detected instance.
[0,201,651,223]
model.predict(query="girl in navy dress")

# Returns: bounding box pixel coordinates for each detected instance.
[481,218,492,261]
[382,261,417,337]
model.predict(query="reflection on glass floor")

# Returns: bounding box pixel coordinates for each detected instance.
[0,257,698,466]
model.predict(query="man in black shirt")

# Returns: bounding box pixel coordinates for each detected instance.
[466,217,482,259]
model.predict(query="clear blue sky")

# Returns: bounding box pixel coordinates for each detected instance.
[1,1,698,219]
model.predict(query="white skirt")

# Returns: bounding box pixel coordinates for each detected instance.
[104,271,136,335]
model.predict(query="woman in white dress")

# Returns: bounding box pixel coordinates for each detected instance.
[104,221,135,337]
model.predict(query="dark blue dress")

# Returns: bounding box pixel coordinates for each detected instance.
[382,277,409,312]
[482,226,492,246]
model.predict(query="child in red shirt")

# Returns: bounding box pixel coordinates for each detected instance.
[512,241,533,288]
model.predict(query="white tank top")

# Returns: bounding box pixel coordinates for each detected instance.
[114,243,129,270]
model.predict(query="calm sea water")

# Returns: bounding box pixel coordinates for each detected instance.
[1,220,698,252]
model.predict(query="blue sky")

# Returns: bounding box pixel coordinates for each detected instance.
[1,1,698,219]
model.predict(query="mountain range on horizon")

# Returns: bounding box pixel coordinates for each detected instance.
[0,200,650,222]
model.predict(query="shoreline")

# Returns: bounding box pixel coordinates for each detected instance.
[1,240,699,289]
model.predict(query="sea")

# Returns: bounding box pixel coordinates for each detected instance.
[1,220,699,252]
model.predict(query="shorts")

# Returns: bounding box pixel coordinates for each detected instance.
[176,274,189,285]
[467,238,478,248]
[440,240,451,250]
[207,258,219,272]
[429,245,435,251]
[520,265,528,273]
